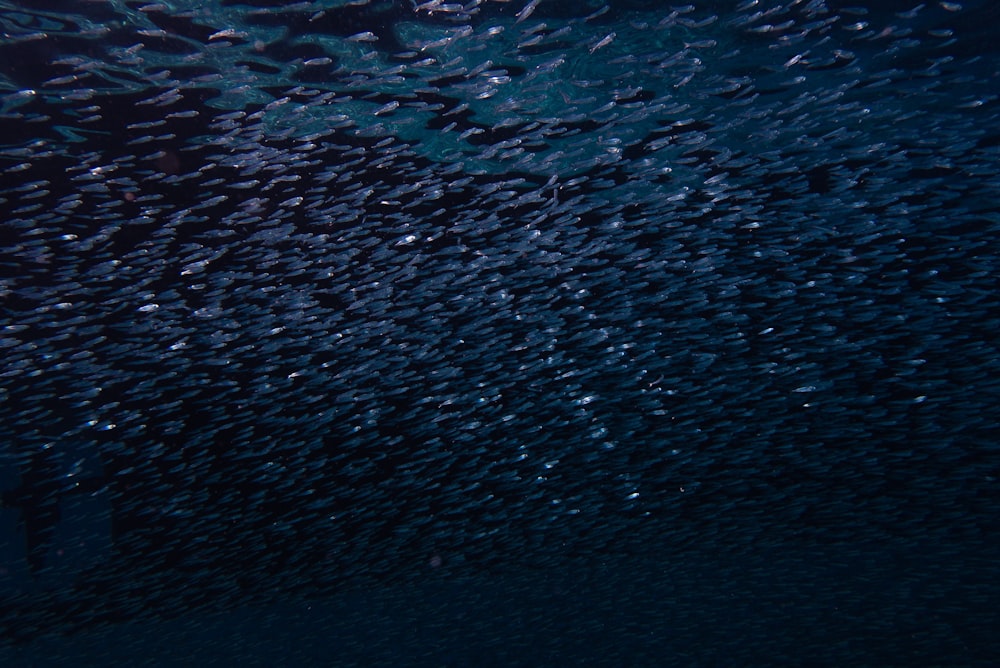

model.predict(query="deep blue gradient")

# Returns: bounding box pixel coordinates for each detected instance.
[1,0,998,665]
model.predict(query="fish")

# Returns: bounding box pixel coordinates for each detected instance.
[1,0,999,664]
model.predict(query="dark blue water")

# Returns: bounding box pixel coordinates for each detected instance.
[1,0,998,665]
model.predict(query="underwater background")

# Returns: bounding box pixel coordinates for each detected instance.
[1,0,999,665]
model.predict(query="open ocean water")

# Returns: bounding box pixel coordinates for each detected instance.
[1,0,998,665]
